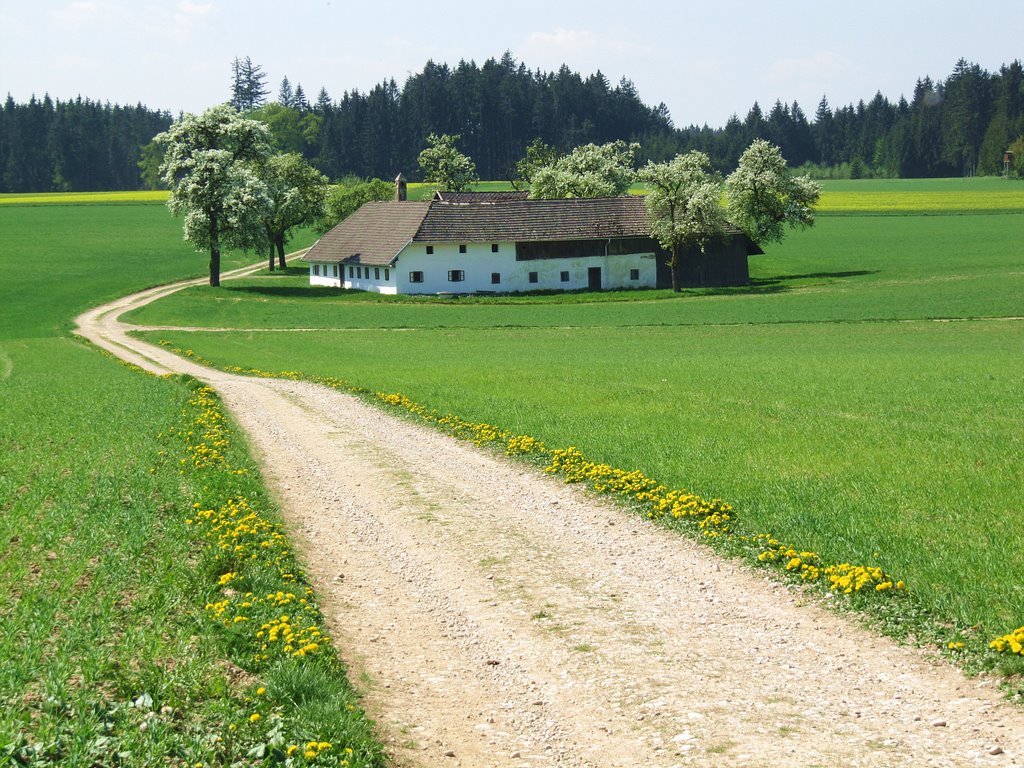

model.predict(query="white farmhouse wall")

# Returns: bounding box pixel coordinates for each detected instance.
[309,262,342,287]
[395,242,514,294]
[309,242,659,295]
[309,262,398,294]
[340,263,398,295]
[394,242,657,294]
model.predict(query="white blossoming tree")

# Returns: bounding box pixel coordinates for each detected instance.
[639,151,726,292]
[417,133,478,192]
[260,152,329,271]
[725,139,821,245]
[156,105,273,286]
[529,140,638,199]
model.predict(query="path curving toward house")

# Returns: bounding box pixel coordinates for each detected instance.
[75,268,1024,768]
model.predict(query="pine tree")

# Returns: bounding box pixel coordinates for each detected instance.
[315,87,331,112]
[278,76,294,108]
[230,57,270,112]
[813,96,836,165]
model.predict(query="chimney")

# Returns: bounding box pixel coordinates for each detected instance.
[395,173,407,202]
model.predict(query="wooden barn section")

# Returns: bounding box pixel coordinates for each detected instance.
[654,232,763,289]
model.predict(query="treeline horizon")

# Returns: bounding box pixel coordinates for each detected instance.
[1,54,1021,193]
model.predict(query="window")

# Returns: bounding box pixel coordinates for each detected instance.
[459,244,467,254]
[448,270,465,282]
[348,266,354,278]
[313,264,320,276]
[332,265,338,277]
[374,267,380,280]
[491,243,499,253]
[426,245,434,254]
[409,271,424,283]
[384,268,390,281]
[491,272,500,285]
[560,271,569,282]
[629,268,640,280]
[528,271,538,284]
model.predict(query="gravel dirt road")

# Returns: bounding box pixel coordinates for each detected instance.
[75,270,1024,768]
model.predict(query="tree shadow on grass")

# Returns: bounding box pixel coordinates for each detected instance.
[222,285,343,298]
[692,283,792,297]
[755,269,879,284]
[741,269,879,290]
[246,265,310,277]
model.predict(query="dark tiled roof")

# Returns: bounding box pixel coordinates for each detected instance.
[302,201,430,265]
[415,197,651,242]
[303,196,762,266]
[433,190,531,202]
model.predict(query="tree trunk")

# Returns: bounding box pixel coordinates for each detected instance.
[276,236,287,269]
[209,214,220,287]
[268,242,275,271]
[670,244,680,293]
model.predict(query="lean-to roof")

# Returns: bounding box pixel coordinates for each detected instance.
[302,201,430,266]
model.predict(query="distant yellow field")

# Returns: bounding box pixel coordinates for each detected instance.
[0,190,169,204]
[2,183,1022,214]
[817,189,1024,213]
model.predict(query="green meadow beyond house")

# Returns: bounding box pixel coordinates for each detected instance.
[302,180,762,294]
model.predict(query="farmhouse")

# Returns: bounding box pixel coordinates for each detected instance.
[302,185,761,295]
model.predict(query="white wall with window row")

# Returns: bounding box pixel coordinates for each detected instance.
[308,241,657,294]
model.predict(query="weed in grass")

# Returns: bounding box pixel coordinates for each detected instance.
[990,627,1024,656]
[705,741,734,754]
[170,381,386,765]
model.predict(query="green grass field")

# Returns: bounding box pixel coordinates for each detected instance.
[130,180,1024,680]
[0,201,383,765]
[2,179,1022,759]
[0,204,262,338]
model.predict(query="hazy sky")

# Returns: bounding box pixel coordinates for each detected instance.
[1,0,1020,128]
